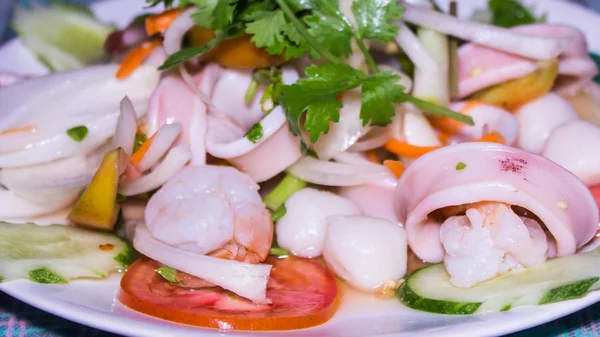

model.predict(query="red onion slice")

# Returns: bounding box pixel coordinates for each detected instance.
[401,4,571,60]
[137,123,182,172]
[112,96,138,156]
[120,145,191,196]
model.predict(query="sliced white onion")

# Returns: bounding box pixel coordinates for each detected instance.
[0,155,95,191]
[401,4,571,60]
[578,236,600,253]
[0,72,28,88]
[207,107,286,158]
[163,8,195,56]
[349,126,394,152]
[0,189,76,218]
[137,123,183,172]
[288,156,396,187]
[112,96,138,156]
[120,145,191,196]
[395,22,438,72]
[163,8,211,104]
[0,112,120,168]
[332,152,373,165]
[312,90,369,160]
[134,225,272,303]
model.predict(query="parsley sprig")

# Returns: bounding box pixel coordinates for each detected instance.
[146,0,474,151]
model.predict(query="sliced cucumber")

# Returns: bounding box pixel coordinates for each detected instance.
[12,4,112,72]
[397,250,600,314]
[0,222,135,284]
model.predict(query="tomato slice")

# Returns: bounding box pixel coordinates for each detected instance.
[590,185,600,209]
[118,256,340,331]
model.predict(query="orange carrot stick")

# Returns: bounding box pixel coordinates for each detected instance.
[384,160,405,179]
[474,131,506,144]
[0,124,37,135]
[130,133,156,165]
[430,100,483,135]
[145,8,182,36]
[116,39,161,79]
[385,131,505,159]
[366,150,379,163]
[384,140,442,158]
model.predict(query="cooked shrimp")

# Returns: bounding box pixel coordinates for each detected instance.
[440,202,548,287]
[145,165,273,264]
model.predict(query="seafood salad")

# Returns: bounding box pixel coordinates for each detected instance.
[2,0,600,332]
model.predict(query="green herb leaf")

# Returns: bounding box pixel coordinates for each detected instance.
[456,162,467,170]
[66,126,88,142]
[245,10,288,55]
[351,0,404,43]
[159,38,220,70]
[281,63,362,143]
[360,71,405,126]
[145,0,175,8]
[189,0,219,28]
[488,0,545,28]
[116,193,127,202]
[304,13,353,59]
[155,266,179,283]
[245,123,264,144]
[212,0,236,32]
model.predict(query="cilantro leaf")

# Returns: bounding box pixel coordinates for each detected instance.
[145,0,174,8]
[352,0,404,43]
[245,10,288,55]
[305,13,353,59]
[360,71,405,126]
[281,63,362,143]
[488,0,545,28]
[158,38,221,70]
[304,100,343,142]
[212,0,236,31]
[188,0,218,28]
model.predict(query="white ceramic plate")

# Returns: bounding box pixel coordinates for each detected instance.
[1,0,600,336]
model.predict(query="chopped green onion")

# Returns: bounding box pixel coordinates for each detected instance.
[155,266,179,283]
[66,126,88,142]
[456,162,467,170]
[133,133,147,153]
[272,204,287,222]
[261,86,275,113]
[245,79,259,106]
[263,174,307,211]
[245,123,263,144]
[270,247,291,256]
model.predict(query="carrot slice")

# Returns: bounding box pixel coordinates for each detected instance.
[130,133,156,165]
[0,124,37,135]
[366,150,379,163]
[384,160,405,178]
[145,8,182,36]
[384,140,442,158]
[475,131,506,144]
[385,131,505,159]
[116,39,161,79]
[430,100,483,136]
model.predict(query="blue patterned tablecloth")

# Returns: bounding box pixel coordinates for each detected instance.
[1,0,600,336]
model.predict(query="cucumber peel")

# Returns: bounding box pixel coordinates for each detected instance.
[397,250,600,314]
[12,3,112,72]
[0,222,135,284]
